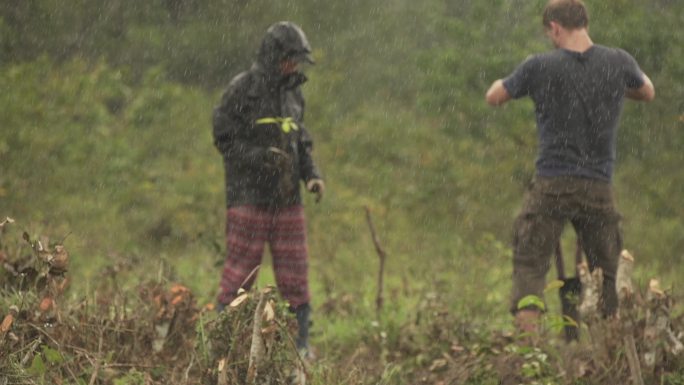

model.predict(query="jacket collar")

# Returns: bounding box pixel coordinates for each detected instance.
[248,63,307,96]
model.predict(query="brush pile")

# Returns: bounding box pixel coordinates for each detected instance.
[0,218,304,385]
[391,251,684,385]
[205,287,305,385]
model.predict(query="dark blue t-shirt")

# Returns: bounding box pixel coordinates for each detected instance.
[503,45,645,181]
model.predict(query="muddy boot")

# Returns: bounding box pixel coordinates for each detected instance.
[216,302,226,314]
[288,304,311,385]
[559,277,582,342]
[294,303,313,360]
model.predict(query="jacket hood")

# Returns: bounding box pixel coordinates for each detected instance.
[256,21,314,74]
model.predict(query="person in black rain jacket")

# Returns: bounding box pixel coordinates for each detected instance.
[212,21,324,358]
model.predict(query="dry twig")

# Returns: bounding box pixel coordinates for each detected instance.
[364,206,387,314]
[616,250,644,385]
[88,329,105,385]
[246,290,267,384]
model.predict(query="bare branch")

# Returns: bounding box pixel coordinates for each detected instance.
[246,291,266,384]
[364,206,387,314]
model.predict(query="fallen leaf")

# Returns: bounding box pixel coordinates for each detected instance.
[0,217,14,228]
[261,324,278,335]
[0,314,14,334]
[171,295,184,306]
[576,360,590,377]
[263,300,275,321]
[429,358,448,372]
[261,286,273,295]
[153,323,170,352]
[171,284,189,295]
[50,245,69,272]
[649,279,665,297]
[39,297,54,312]
[229,293,249,308]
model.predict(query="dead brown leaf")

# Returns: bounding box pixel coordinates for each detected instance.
[171,295,184,306]
[50,245,69,273]
[1,314,14,334]
[39,297,54,312]
[171,284,189,295]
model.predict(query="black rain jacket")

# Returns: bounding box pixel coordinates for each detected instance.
[212,22,322,208]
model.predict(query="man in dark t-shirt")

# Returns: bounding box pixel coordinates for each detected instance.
[485,0,655,333]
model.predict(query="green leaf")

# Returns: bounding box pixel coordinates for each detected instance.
[544,314,566,334]
[43,346,64,364]
[255,117,298,133]
[545,314,579,334]
[255,117,279,125]
[28,354,46,376]
[517,295,545,311]
[543,280,565,292]
[562,315,579,327]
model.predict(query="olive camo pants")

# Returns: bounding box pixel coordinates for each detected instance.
[511,176,622,316]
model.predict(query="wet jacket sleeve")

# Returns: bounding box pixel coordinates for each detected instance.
[297,126,322,182]
[212,78,268,168]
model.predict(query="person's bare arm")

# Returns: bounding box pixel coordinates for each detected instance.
[485,79,512,106]
[626,73,655,102]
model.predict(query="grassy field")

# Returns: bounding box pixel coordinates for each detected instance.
[2,59,683,384]
[2,1,684,383]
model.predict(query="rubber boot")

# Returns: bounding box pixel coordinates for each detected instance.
[293,303,312,359]
[286,304,312,385]
[216,302,226,314]
[559,277,582,342]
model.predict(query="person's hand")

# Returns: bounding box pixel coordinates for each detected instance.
[306,179,325,203]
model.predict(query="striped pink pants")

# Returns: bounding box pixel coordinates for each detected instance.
[217,205,310,308]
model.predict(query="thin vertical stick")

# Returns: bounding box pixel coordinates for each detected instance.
[239,265,261,292]
[617,250,645,385]
[364,206,387,314]
[623,332,645,385]
[246,291,266,384]
[88,330,104,385]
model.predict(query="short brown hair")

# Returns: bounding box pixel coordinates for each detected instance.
[543,0,589,29]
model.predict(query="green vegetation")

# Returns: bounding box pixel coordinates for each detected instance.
[1,0,683,383]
